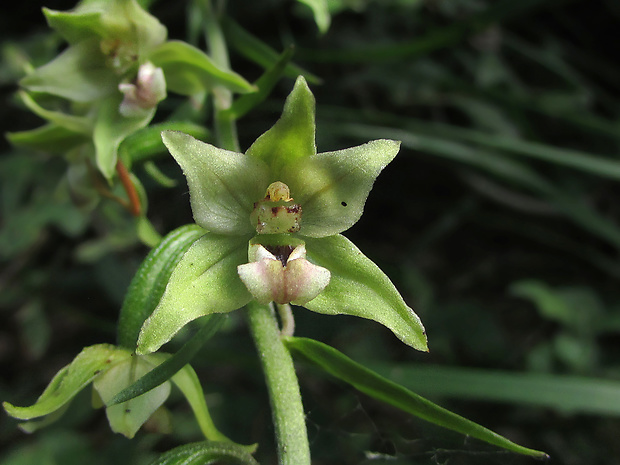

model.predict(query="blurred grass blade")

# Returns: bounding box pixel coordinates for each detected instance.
[109,314,226,406]
[222,17,321,84]
[367,363,620,416]
[148,441,259,465]
[339,123,620,250]
[285,337,549,459]
[117,224,206,348]
[223,46,296,120]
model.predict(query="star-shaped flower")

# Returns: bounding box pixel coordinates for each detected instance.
[137,76,427,354]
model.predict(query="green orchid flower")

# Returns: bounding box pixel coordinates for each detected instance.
[14,0,254,180]
[137,76,427,355]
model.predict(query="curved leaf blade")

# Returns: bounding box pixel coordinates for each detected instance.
[117,224,206,348]
[3,344,128,420]
[148,441,259,465]
[285,337,549,459]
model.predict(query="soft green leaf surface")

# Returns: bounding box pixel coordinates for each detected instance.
[149,441,259,465]
[149,40,255,95]
[284,139,400,238]
[297,0,331,34]
[20,40,117,102]
[6,124,89,153]
[246,76,316,176]
[94,97,155,180]
[304,234,427,351]
[3,344,128,420]
[93,353,171,438]
[285,337,548,459]
[117,224,206,348]
[162,131,269,235]
[18,91,92,134]
[137,233,252,354]
[43,7,105,44]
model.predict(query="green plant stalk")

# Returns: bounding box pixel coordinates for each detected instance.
[201,0,239,152]
[246,301,311,465]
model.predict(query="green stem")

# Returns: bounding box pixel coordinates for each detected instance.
[201,0,239,152]
[246,301,311,465]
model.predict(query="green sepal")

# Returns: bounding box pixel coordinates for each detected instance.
[304,234,428,352]
[117,224,207,348]
[6,124,89,153]
[20,39,117,102]
[93,352,171,438]
[246,76,316,176]
[148,441,259,465]
[136,233,252,354]
[296,0,331,34]
[3,344,127,421]
[162,130,269,235]
[94,96,155,180]
[284,337,549,459]
[284,139,401,238]
[149,40,255,96]
[43,0,166,55]
[18,91,92,134]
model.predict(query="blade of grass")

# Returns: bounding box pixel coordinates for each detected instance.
[285,337,549,459]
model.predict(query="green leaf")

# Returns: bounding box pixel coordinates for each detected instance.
[149,441,259,465]
[20,40,117,102]
[246,76,316,176]
[304,234,428,351]
[297,0,331,34]
[93,353,171,438]
[162,131,269,235]
[222,17,321,84]
[93,96,155,180]
[284,337,549,459]
[170,361,236,443]
[112,314,225,404]
[136,233,252,354]
[18,91,92,134]
[6,124,89,153]
[3,344,128,421]
[224,46,296,120]
[365,362,620,417]
[284,139,400,238]
[43,6,106,44]
[117,224,206,348]
[118,121,210,167]
[149,40,255,95]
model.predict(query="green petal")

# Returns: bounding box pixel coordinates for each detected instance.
[93,353,171,439]
[136,233,252,354]
[149,41,255,95]
[246,76,316,176]
[3,344,129,421]
[18,91,92,134]
[20,40,117,102]
[7,124,89,153]
[162,130,269,235]
[94,97,155,180]
[304,235,428,351]
[283,139,401,238]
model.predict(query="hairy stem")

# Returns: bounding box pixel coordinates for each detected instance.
[246,301,310,465]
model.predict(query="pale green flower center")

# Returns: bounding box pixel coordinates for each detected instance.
[250,181,302,234]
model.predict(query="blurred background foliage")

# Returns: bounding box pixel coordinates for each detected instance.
[2,0,620,464]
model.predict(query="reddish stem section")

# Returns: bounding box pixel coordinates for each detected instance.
[116,160,141,216]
